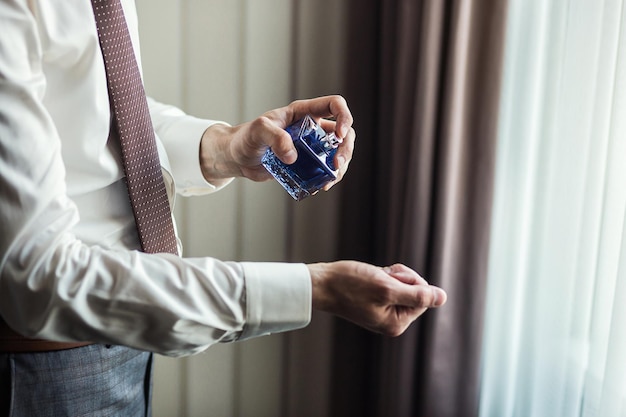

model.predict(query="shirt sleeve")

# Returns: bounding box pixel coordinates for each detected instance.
[147,97,234,196]
[0,0,311,357]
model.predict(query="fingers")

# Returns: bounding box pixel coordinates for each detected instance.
[383,263,428,285]
[248,116,297,164]
[407,285,447,308]
[284,96,355,179]
[255,96,355,188]
[377,274,446,337]
[288,95,354,139]
[381,264,447,308]
[374,285,445,337]
[256,96,354,167]
[317,118,355,190]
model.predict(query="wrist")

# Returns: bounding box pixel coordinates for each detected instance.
[199,123,240,183]
[307,262,331,312]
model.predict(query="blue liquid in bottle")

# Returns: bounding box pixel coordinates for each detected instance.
[261,115,341,201]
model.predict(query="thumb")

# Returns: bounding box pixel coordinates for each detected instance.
[395,284,447,308]
[269,129,297,164]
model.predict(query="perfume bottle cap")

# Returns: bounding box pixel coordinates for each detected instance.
[323,132,342,150]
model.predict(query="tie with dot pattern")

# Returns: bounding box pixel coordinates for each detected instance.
[91,0,178,254]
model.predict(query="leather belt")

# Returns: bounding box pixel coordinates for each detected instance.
[0,317,92,353]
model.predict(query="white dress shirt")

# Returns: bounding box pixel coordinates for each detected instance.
[0,0,311,356]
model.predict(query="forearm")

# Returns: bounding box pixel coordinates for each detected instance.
[1,206,311,356]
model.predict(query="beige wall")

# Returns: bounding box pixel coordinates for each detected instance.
[135,1,348,416]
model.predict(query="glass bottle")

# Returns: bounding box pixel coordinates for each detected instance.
[261,115,341,201]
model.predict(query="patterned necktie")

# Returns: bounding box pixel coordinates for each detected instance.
[91,0,178,254]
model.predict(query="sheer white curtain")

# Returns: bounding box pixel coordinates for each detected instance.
[479,0,626,416]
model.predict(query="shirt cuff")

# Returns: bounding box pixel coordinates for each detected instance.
[239,262,312,340]
[163,117,233,196]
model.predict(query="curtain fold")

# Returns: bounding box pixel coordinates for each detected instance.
[331,0,508,416]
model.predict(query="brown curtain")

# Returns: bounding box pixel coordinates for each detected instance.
[330,0,508,416]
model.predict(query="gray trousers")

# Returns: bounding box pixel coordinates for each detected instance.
[0,344,153,417]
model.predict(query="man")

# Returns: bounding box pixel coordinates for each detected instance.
[0,0,447,415]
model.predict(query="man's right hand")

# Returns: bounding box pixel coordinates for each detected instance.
[198,95,355,187]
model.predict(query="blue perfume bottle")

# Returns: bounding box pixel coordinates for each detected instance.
[261,115,342,201]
